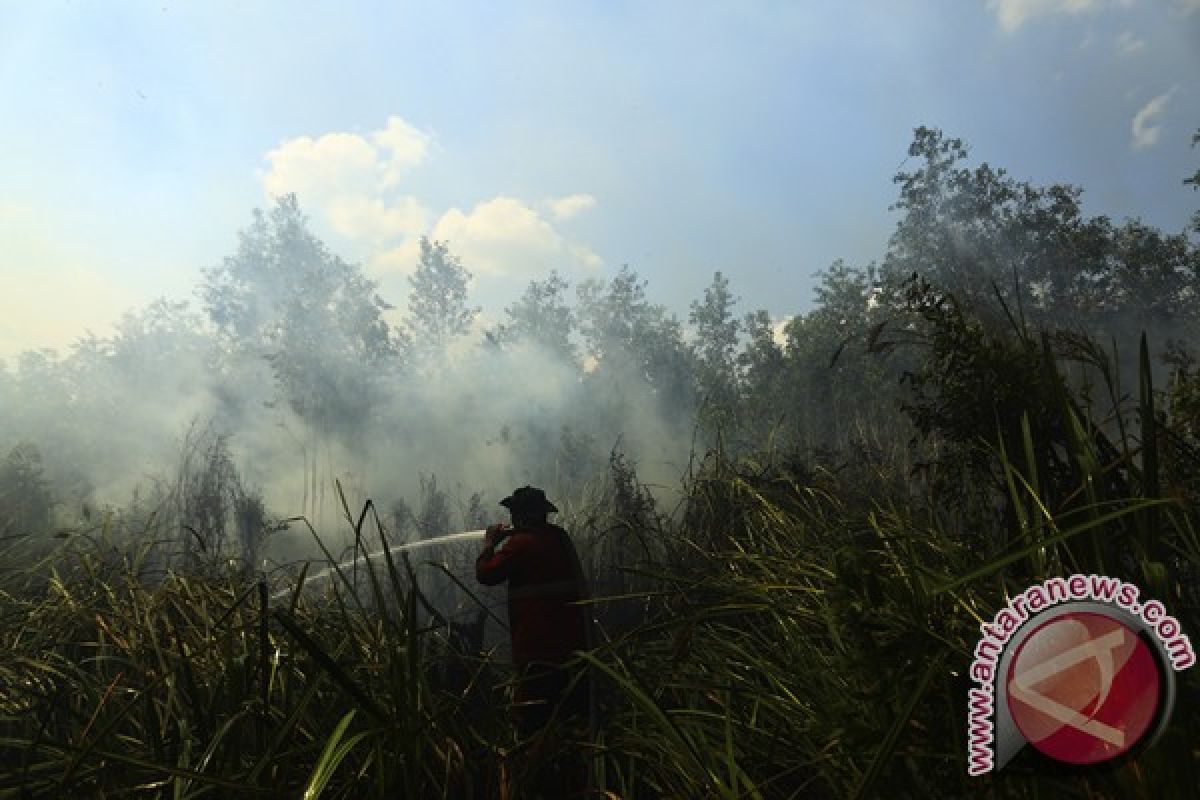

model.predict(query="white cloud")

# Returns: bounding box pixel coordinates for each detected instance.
[259,115,432,246]
[426,196,602,278]
[1131,88,1176,151]
[569,243,603,270]
[1116,30,1145,54]
[259,119,603,283]
[325,195,428,244]
[988,0,1133,32]
[433,198,560,276]
[771,316,792,348]
[371,116,432,188]
[261,131,382,201]
[370,196,602,279]
[548,193,596,220]
[371,238,424,276]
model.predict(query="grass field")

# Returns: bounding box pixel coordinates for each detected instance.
[1,333,1198,799]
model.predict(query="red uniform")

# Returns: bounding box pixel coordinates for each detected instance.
[477,520,592,796]
[475,522,590,666]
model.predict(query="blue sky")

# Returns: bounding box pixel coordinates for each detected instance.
[1,0,1197,359]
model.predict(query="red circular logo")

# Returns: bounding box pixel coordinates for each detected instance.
[1006,612,1161,765]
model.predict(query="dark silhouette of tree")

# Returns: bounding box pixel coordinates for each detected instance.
[737,310,789,449]
[853,127,1199,460]
[689,271,741,438]
[0,442,55,536]
[1103,221,1197,336]
[416,473,451,540]
[885,127,1092,327]
[463,492,488,531]
[553,425,601,496]
[389,497,414,542]
[883,126,1200,339]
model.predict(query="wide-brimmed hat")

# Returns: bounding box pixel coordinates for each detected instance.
[500,485,559,514]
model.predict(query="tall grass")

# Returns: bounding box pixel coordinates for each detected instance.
[0,511,516,798]
[0,328,1197,798]
[572,324,1200,798]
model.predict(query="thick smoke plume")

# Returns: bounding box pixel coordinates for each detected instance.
[0,194,700,569]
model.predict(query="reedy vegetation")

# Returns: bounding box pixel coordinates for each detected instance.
[0,127,1198,797]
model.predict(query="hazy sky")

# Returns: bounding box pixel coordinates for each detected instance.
[2,0,1197,360]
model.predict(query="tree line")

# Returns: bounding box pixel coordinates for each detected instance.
[0,126,1197,545]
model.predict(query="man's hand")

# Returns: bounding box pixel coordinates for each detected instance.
[484,523,510,549]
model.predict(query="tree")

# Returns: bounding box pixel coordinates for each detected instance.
[577,265,696,420]
[737,310,789,449]
[0,442,55,536]
[689,272,741,435]
[576,266,650,366]
[199,195,399,519]
[199,195,396,438]
[415,473,451,540]
[884,126,1103,327]
[883,126,1200,365]
[792,261,879,449]
[2,351,78,485]
[1104,221,1196,336]
[491,270,577,366]
[638,313,696,414]
[553,425,602,496]
[405,238,479,365]
[389,497,414,542]
[885,127,1028,313]
[108,299,212,399]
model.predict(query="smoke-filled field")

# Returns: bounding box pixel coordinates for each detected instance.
[1,123,1197,797]
[3,5,1200,799]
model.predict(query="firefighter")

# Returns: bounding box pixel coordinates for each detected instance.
[476,486,592,798]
